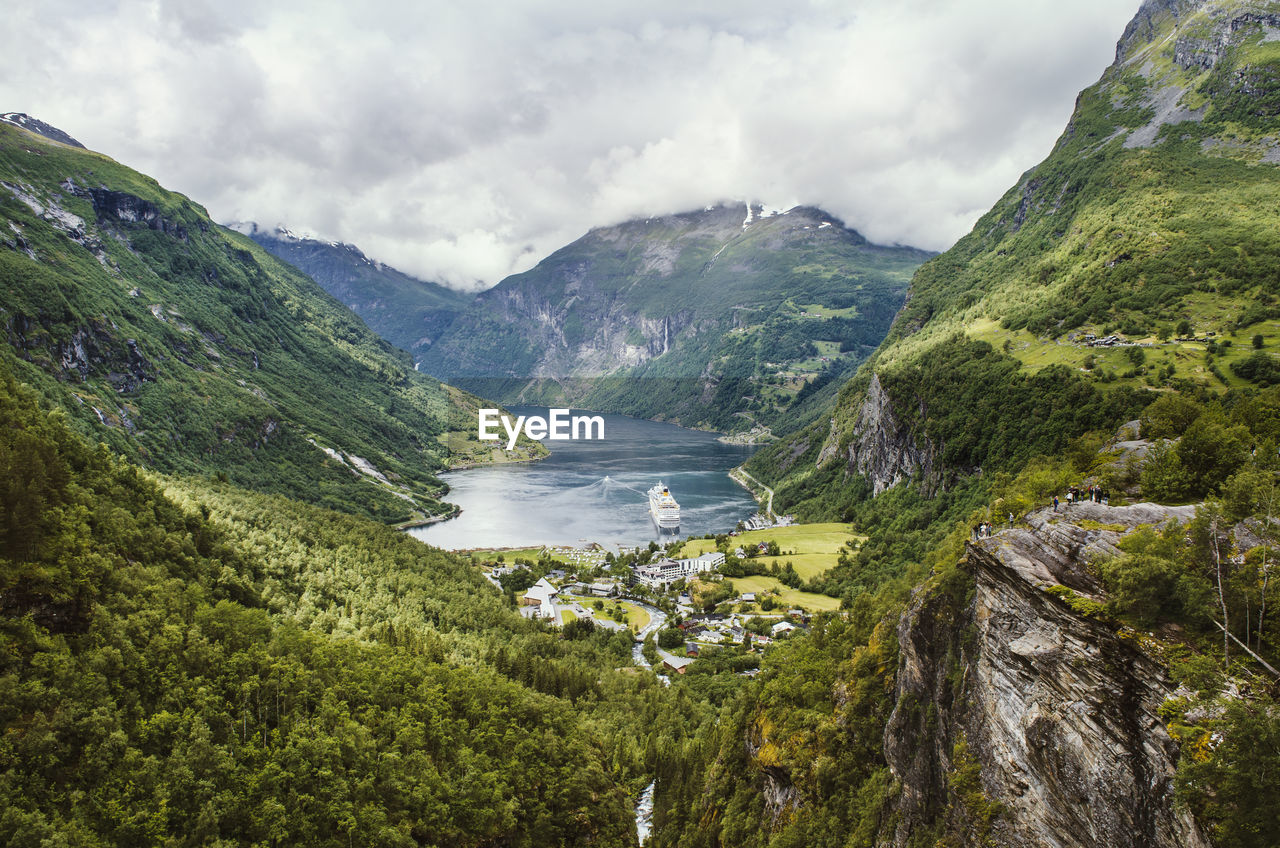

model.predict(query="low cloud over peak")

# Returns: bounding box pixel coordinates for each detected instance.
[4,0,1138,290]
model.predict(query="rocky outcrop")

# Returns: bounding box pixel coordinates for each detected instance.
[885,503,1209,848]
[816,374,939,495]
[744,718,802,825]
[482,278,700,377]
[1172,9,1280,70]
[79,185,190,240]
[6,314,154,391]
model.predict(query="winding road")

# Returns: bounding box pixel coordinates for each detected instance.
[731,466,775,521]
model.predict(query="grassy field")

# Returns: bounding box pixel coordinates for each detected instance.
[619,601,651,632]
[443,443,546,470]
[791,300,860,319]
[466,546,557,563]
[561,595,651,633]
[727,576,843,612]
[680,523,856,556]
[965,310,1280,393]
[680,523,859,584]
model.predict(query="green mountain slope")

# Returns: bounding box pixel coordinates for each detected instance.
[419,204,931,435]
[236,223,471,360]
[0,121,541,523]
[652,3,1280,846]
[753,0,1280,515]
[0,361,652,845]
[877,0,1280,375]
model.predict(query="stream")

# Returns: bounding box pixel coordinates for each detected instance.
[635,780,656,845]
[628,599,667,841]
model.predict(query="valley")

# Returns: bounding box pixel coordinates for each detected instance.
[4,0,1280,846]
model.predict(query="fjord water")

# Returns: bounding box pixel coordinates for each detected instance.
[409,408,758,550]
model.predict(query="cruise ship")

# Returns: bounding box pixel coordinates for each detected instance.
[648,482,681,531]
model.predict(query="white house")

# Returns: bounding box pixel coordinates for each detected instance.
[694,551,725,570]
[771,621,798,637]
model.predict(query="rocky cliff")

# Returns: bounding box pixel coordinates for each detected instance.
[885,501,1209,848]
[814,373,939,496]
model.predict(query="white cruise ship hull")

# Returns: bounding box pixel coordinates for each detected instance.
[648,482,680,531]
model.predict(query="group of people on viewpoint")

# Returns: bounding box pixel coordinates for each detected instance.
[1053,484,1108,512]
[973,484,1113,541]
[972,513,1015,540]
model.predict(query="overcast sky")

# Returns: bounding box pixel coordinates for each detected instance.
[4,1,1141,290]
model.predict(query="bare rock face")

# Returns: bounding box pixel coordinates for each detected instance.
[815,373,939,495]
[884,503,1209,848]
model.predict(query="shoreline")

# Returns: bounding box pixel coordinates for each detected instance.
[446,452,545,472]
[395,508,460,531]
[728,465,776,521]
[716,427,776,446]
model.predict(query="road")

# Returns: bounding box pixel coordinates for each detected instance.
[731,466,775,521]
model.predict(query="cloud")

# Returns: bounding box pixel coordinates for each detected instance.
[2,0,1140,289]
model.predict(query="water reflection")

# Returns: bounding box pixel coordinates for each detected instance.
[409,408,758,550]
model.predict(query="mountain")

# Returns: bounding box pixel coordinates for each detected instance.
[0,118,542,524]
[651,2,1280,846]
[235,222,472,360]
[419,203,931,436]
[752,0,1280,516]
[0,112,85,149]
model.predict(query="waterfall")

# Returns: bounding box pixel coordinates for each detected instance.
[635,781,656,845]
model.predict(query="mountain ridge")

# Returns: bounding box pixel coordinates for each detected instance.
[420,202,931,434]
[752,0,1280,516]
[0,118,542,523]
[236,222,473,361]
[0,112,84,149]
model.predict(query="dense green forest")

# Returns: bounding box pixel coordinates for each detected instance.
[0,353,798,845]
[0,361,641,845]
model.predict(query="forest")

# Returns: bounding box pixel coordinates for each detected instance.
[0,359,720,846]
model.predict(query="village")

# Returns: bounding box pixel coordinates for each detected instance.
[465,522,852,676]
